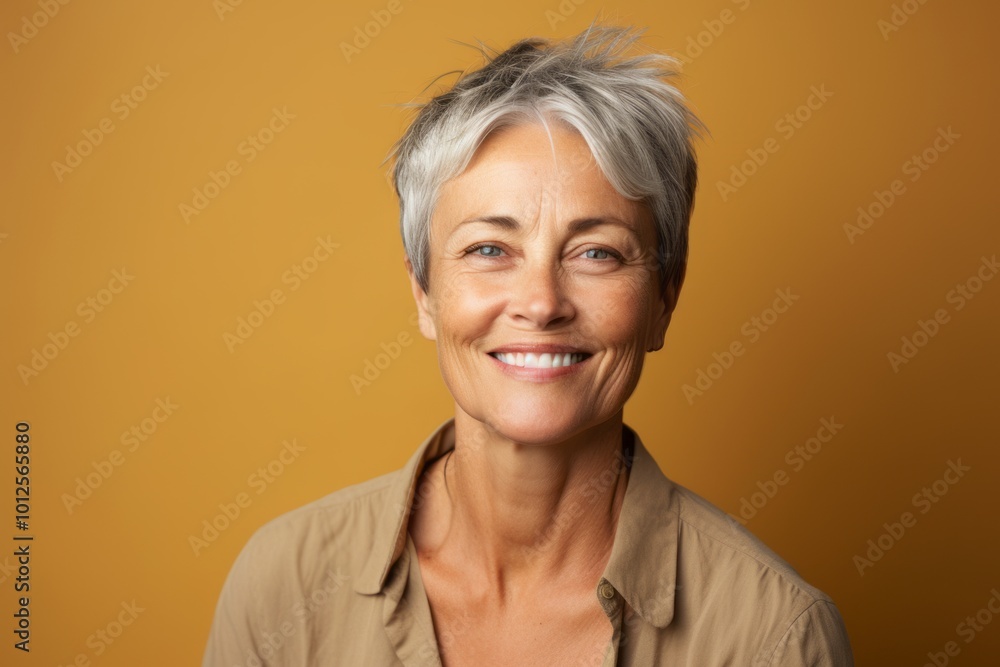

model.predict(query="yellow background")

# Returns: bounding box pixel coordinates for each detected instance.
[2,0,998,664]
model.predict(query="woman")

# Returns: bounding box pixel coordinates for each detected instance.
[203,23,853,666]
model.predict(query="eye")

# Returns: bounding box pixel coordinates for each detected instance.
[583,247,622,261]
[465,243,505,257]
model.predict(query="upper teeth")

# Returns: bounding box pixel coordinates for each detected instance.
[492,352,586,368]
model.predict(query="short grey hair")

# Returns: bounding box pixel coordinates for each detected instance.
[386,22,707,297]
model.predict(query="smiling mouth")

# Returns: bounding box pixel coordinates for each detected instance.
[488,352,591,368]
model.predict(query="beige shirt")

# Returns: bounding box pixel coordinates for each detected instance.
[203,418,853,666]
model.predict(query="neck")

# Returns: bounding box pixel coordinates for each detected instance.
[432,407,631,598]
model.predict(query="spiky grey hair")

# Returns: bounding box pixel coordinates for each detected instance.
[386,22,707,297]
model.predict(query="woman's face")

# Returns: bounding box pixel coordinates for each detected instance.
[407,120,677,445]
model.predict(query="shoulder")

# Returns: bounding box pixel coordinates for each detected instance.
[224,468,401,598]
[210,416,456,622]
[671,479,825,596]
[254,467,399,541]
[220,464,402,616]
[668,480,853,664]
[203,468,404,665]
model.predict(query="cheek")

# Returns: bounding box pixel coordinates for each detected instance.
[435,279,505,345]
[578,279,655,346]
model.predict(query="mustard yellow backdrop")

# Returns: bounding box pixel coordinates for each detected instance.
[2,0,998,664]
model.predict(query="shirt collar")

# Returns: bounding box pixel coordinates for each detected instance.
[354,418,457,596]
[601,423,679,627]
[353,418,679,628]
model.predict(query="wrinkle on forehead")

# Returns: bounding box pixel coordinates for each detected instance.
[432,118,648,251]
[466,122,600,208]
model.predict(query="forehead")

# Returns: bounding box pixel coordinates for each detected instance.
[471,120,593,168]
[435,121,647,226]
[457,121,601,188]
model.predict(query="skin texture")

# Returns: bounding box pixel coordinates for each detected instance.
[405,118,681,666]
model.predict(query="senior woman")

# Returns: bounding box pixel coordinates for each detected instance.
[204,23,853,666]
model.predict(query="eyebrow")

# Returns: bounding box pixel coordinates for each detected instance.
[456,215,639,236]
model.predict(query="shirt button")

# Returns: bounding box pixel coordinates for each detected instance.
[600,582,615,599]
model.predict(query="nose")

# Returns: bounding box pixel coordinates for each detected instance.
[507,255,575,329]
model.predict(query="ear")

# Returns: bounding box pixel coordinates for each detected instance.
[405,256,437,341]
[647,267,685,353]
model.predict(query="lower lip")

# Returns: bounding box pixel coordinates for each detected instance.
[486,353,590,381]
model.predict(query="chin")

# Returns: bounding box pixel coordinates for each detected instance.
[477,396,598,446]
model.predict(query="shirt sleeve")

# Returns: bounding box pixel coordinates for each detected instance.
[202,531,269,667]
[765,600,854,666]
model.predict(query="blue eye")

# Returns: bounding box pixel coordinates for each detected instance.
[467,244,503,257]
[585,248,610,260]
